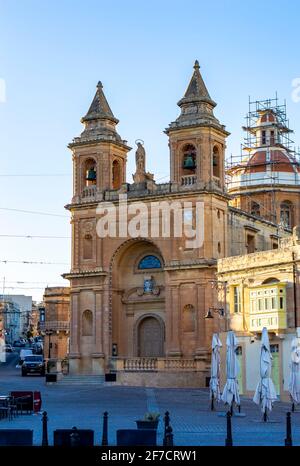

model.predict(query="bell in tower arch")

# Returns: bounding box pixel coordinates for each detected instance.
[183,154,196,170]
[86,166,97,182]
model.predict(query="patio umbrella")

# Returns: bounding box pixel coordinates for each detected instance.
[209,333,222,410]
[221,330,240,411]
[288,337,300,410]
[253,327,277,421]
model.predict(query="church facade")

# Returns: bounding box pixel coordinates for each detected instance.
[62,62,292,386]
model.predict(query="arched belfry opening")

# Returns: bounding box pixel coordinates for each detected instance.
[84,158,97,187]
[110,239,165,358]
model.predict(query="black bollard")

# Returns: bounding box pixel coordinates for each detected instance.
[165,425,174,446]
[70,426,81,447]
[263,408,268,422]
[163,411,170,446]
[284,412,293,447]
[225,411,233,446]
[211,394,215,411]
[42,411,48,446]
[101,411,108,446]
[292,402,295,413]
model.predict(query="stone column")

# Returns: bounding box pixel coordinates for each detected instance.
[102,282,111,364]
[91,291,105,374]
[167,285,182,357]
[195,285,207,358]
[68,291,81,374]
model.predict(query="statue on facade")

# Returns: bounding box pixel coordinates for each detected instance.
[135,142,146,173]
[133,140,154,183]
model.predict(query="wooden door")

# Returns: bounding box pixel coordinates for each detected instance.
[138,317,164,357]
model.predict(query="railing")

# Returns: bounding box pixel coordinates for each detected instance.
[39,321,70,332]
[163,359,196,371]
[181,175,197,186]
[123,358,157,372]
[82,185,97,200]
[120,358,198,372]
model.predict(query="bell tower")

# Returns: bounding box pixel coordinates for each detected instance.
[69,81,131,204]
[165,61,229,191]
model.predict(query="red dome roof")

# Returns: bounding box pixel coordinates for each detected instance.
[246,150,296,174]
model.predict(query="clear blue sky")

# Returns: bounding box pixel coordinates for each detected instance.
[0,0,299,301]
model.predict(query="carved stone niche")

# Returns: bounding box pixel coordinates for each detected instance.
[122,286,164,304]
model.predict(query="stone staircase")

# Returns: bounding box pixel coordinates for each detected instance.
[58,374,105,385]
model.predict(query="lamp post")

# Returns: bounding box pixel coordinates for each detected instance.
[205,280,229,331]
[45,329,54,360]
[205,307,228,331]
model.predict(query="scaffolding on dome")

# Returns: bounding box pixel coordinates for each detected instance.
[225,95,300,189]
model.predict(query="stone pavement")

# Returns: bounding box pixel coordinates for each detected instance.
[1,368,300,446]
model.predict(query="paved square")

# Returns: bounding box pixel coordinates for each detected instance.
[1,356,300,446]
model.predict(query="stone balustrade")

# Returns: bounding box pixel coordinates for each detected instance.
[39,321,70,332]
[181,175,197,186]
[117,357,198,372]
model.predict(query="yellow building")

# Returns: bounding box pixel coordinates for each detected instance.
[218,227,300,399]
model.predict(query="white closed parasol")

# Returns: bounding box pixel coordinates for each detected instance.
[253,327,277,420]
[221,330,240,409]
[288,337,300,409]
[209,333,222,409]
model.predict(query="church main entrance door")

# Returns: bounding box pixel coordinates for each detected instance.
[138,316,164,357]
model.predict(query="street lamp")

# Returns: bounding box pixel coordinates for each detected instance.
[45,329,54,360]
[205,307,225,319]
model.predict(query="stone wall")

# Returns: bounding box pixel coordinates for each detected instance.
[115,371,208,388]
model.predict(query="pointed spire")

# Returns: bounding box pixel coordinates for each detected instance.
[166,61,227,134]
[178,60,215,107]
[81,81,119,124]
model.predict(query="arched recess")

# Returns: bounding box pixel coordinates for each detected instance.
[212,146,220,178]
[280,200,293,228]
[182,304,196,332]
[262,278,280,285]
[112,159,122,189]
[109,238,165,358]
[82,309,93,336]
[181,143,197,174]
[135,313,165,357]
[83,158,97,188]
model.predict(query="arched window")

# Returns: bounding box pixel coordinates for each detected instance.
[280,201,293,228]
[251,201,260,217]
[84,159,97,187]
[138,255,162,270]
[82,310,93,336]
[212,146,220,178]
[182,144,196,172]
[112,159,121,189]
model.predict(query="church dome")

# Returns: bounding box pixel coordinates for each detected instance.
[245,150,297,174]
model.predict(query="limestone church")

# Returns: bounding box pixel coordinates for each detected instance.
[56,62,297,386]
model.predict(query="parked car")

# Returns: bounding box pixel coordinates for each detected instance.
[19,349,33,365]
[3,344,13,352]
[32,342,42,354]
[21,355,46,376]
[13,340,25,347]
